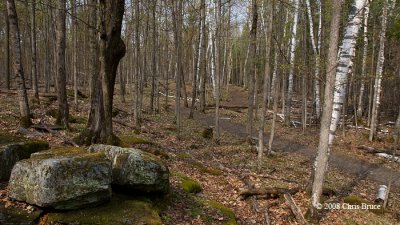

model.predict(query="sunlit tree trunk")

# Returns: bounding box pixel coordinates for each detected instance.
[284,0,300,126]
[246,0,258,143]
[258,0,274,167]
[329,0,367,144]
[357,0,370,117]
[7,0,31,127]
[306,0,321,120]
[134,0,141,128]
[369,0,390,142]
[310,0,343,218]
[71,0,78,109]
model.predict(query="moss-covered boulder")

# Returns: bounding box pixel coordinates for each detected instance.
[88,144,169,194]
[0,135,49,181]
[0,202,42,225]
[8,148,112,210]
[42,195,162,225]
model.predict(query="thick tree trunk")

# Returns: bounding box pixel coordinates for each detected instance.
[329,0,367,145]
[369,0,390,142]
[31,1,39,103]
[246,0,258,143]
[284,0,300,126]
[99,0,126,144]
[7,0,31,127]
[55,0,69,129]
[310,0,343,217]
[258,0,274,167]
[199,0,207,113]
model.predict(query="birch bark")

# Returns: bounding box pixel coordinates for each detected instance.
[357,0,370,116]
[284,0,300,126]
[369,0,391,141]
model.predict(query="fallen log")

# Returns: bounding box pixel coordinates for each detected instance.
[284,193,309,225]
[358,145,398,155]
[240,187,300,200]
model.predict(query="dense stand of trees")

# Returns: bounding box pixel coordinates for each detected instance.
[1,0,400,220]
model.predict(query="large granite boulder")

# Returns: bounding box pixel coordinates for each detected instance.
[8,148,112,210]
[0,137,49,181]
[89,144,169,193]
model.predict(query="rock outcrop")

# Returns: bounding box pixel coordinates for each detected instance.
[89,144,169,193]
[8,148,112,210]
[0,138,49,181]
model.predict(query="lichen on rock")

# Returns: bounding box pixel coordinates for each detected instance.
[88,144,170,194]
[8,147,112,210]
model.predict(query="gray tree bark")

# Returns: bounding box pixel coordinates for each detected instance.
[6,0,31,127]
[310,0,342,217]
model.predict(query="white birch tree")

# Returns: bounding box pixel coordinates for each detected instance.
[311,0,366,215]
[357,0,370,117]
[284,0,300,126]
[306,0,322,120]
[369,0,393,141]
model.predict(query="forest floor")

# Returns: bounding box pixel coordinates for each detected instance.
[1,85,400,225]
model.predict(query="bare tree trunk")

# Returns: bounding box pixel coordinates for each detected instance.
[77,0,104,145]
[199,0,207,113]
[284,0,300,126]
[134,0,141,128]
[246,0,258,143]
[55,0,69,129]
[99,0,126,143]
[5,8,11,90]
[310,0,343,218]
[7,0,31,127]
[71,0,78,109]
[369,0,390,142]
[258,0,274,168]
[173,0,183,139]
[150,0,157,113]
[357,0,370,117]
[394,106,400,148]
[306,0,321,120]
[31,0,39,103]
[189,10,202,119]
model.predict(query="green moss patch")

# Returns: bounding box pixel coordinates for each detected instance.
[181,177,202,194]
[120,136,152,147]
[19,140,49,158]
[173,172,202,194]
[45,195,162,225]
[0,133,26,147]
[205,199,237,225]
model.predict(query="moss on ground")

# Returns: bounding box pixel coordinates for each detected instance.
[120,135,151,147]
[45,195,162,225]
[181,177,202,194]
[0,133,26,146]
[205,199,237,225]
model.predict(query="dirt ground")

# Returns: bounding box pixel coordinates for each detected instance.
[1,85,400,225]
